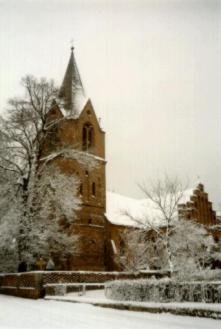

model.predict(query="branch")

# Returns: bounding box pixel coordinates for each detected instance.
[0,164,20,175]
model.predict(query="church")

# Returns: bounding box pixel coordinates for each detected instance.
[40,48,220,271]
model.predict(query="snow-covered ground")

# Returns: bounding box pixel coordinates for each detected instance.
[46,289,221,312]
[0,295,219,329]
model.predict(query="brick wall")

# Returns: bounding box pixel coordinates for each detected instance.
[39,99,106,271]
[0,272,43,299]
[0,270,168,299]
[178,183,217,226]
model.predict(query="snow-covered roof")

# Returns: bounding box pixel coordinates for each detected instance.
[105,188,199,228]
[216,211,221,218]
[59,95,88,119]
[178,189,194,204]
[106,191,165,228]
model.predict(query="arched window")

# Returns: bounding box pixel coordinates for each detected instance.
[82,123,94,151]
[92,182,96,197]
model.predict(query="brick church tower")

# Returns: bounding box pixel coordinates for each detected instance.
[41,48,106,270]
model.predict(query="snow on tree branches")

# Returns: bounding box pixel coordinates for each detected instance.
[117,176,217,279]
[0,75,96,272]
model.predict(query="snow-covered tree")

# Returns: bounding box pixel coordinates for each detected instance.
[0,138,21,271]
[18,164,81,266]
[0,175,20,272]
[114,228,166,272]
[119,176,216,278]
[0,75,96,271]
[0,76,60,270]
[169,218,215,279]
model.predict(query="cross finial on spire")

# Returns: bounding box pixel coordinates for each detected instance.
[70,38,74,52]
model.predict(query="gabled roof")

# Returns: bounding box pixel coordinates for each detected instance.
[59,47,87,117]
[79,99,105,133]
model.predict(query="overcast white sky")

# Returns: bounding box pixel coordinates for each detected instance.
[0,0,221,208]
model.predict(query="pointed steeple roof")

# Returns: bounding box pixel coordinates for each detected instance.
[59,47,86,117]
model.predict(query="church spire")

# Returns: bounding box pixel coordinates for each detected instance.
[59,47,85,116]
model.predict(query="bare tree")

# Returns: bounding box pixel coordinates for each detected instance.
[0,76,58,193]
[139,176,186,272]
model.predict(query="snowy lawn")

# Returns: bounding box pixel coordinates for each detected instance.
[0,295,220,329]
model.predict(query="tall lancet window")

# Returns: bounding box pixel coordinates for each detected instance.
[82,123,94,151]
